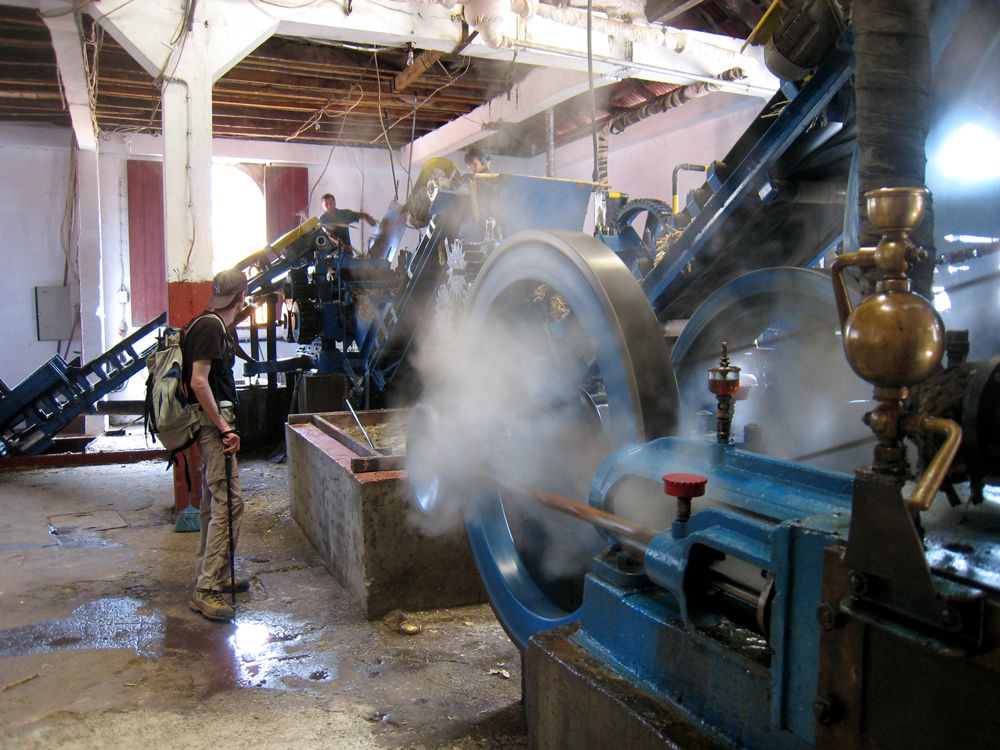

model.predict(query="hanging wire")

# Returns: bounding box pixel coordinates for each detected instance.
[146,0,195,128]
[406,94,417,195]
[373,50,399,201]
[306,84,367,208]
[375,57,472,136]
[587,0,599,184]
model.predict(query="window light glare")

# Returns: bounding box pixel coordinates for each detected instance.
[933,287,952,313]
[944,233,1000,244]
[937,123,1000,182]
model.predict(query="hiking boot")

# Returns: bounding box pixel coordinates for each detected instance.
[219,578,251,594]
[190,589,235,621]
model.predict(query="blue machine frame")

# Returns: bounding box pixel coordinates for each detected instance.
[0,313,166,456]
[584,438,853,747]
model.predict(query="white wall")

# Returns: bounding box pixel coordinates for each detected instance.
[547,92,763,204]
[0,124,80,388]
[306,146,398,252]
[530,92,763,232]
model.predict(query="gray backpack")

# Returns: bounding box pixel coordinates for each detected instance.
[143,313,226,456]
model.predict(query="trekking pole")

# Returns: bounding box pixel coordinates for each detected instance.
[224,452,236,607]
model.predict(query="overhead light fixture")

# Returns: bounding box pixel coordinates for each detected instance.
[936,122,1000,182]
[407,44,415,67]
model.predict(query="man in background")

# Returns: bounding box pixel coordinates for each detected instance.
[464,147,490,175]
[319,193,376,253]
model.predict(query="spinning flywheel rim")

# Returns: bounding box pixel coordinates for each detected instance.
[461,230,679,649]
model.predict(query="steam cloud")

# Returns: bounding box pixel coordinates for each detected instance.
[404,297,610,586]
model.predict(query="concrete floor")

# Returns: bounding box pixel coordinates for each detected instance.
[0,458,526,749]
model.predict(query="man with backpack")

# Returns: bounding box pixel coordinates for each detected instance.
[185,268,249,622]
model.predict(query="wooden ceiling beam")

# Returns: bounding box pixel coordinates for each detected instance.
[0,90,62,100]
[99,91,469,119]
[394,49,445,93]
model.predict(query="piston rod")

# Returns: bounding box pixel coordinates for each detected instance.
[504,481,767,627]
[504,482,655,561]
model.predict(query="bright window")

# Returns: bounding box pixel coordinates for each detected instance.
[211,164,266,273]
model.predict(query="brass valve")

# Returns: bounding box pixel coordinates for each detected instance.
[831,187,961,509]
[708,342,740,445]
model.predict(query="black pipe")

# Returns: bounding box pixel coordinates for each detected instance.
[853,0,935,297]
[608,67,747,137]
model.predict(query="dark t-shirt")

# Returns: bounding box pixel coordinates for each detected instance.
[182,313,237,406]
[320,208,363,249]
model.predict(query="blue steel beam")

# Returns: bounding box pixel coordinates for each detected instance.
[641,47,855,314]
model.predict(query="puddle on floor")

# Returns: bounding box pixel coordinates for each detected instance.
[46,525,124,549]
[164,610,336,694]
[43,510,127,549]
[0,599,338,695]
[0,597,163,658]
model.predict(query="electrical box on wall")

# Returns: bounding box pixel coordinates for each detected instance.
[35,286,77,341]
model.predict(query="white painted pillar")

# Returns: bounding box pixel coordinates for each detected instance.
[162,66,214,282]
[42,0,105,433]
[96,0,277,315]
[76,148,107,434]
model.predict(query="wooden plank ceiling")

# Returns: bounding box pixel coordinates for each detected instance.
[0,1,766,155]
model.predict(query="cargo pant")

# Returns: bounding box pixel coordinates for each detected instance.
[194,403,244,592]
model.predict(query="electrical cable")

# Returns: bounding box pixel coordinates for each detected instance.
[146,1,194,127]
[406,94,417,195]
[56,135,79,358]
[82,19,103,140]
[374,57,472,139]
[306,84,367,208]
[587,0,599,184]
[373,50,399,201]
[251,0,322,8]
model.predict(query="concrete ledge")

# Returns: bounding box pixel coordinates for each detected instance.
[287,412,485,619]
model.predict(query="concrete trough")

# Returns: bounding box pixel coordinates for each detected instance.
[287,409,486,619]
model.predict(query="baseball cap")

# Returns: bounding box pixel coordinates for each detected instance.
[206,268,248,309]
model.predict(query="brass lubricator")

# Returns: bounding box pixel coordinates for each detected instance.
[708,342,741,445]
[831,186,962,510]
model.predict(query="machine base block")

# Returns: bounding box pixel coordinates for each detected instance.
[524,625,724,750]
[286,412,485,619]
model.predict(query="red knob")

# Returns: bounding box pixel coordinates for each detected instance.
[663,473,707,499]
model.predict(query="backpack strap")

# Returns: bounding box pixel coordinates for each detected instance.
[185,311,229,339]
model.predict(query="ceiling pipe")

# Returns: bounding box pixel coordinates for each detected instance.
[853,0,935,297]
[532,3,745,68]
[460,0,537,48]
[411,0,754,74]
[606,66,746,135]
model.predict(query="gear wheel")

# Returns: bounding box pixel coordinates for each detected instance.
[616,198,675,276]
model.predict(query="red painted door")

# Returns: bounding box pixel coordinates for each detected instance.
[126,160,167,326]
[264,166,308,240]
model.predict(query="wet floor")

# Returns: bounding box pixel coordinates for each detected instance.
[0,459,526,749]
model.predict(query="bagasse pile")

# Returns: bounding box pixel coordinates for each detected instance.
[342,420,407,453]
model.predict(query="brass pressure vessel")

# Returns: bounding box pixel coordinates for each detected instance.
[835,187,945,390]
[831,186,961,507]
[843,290,944,387]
